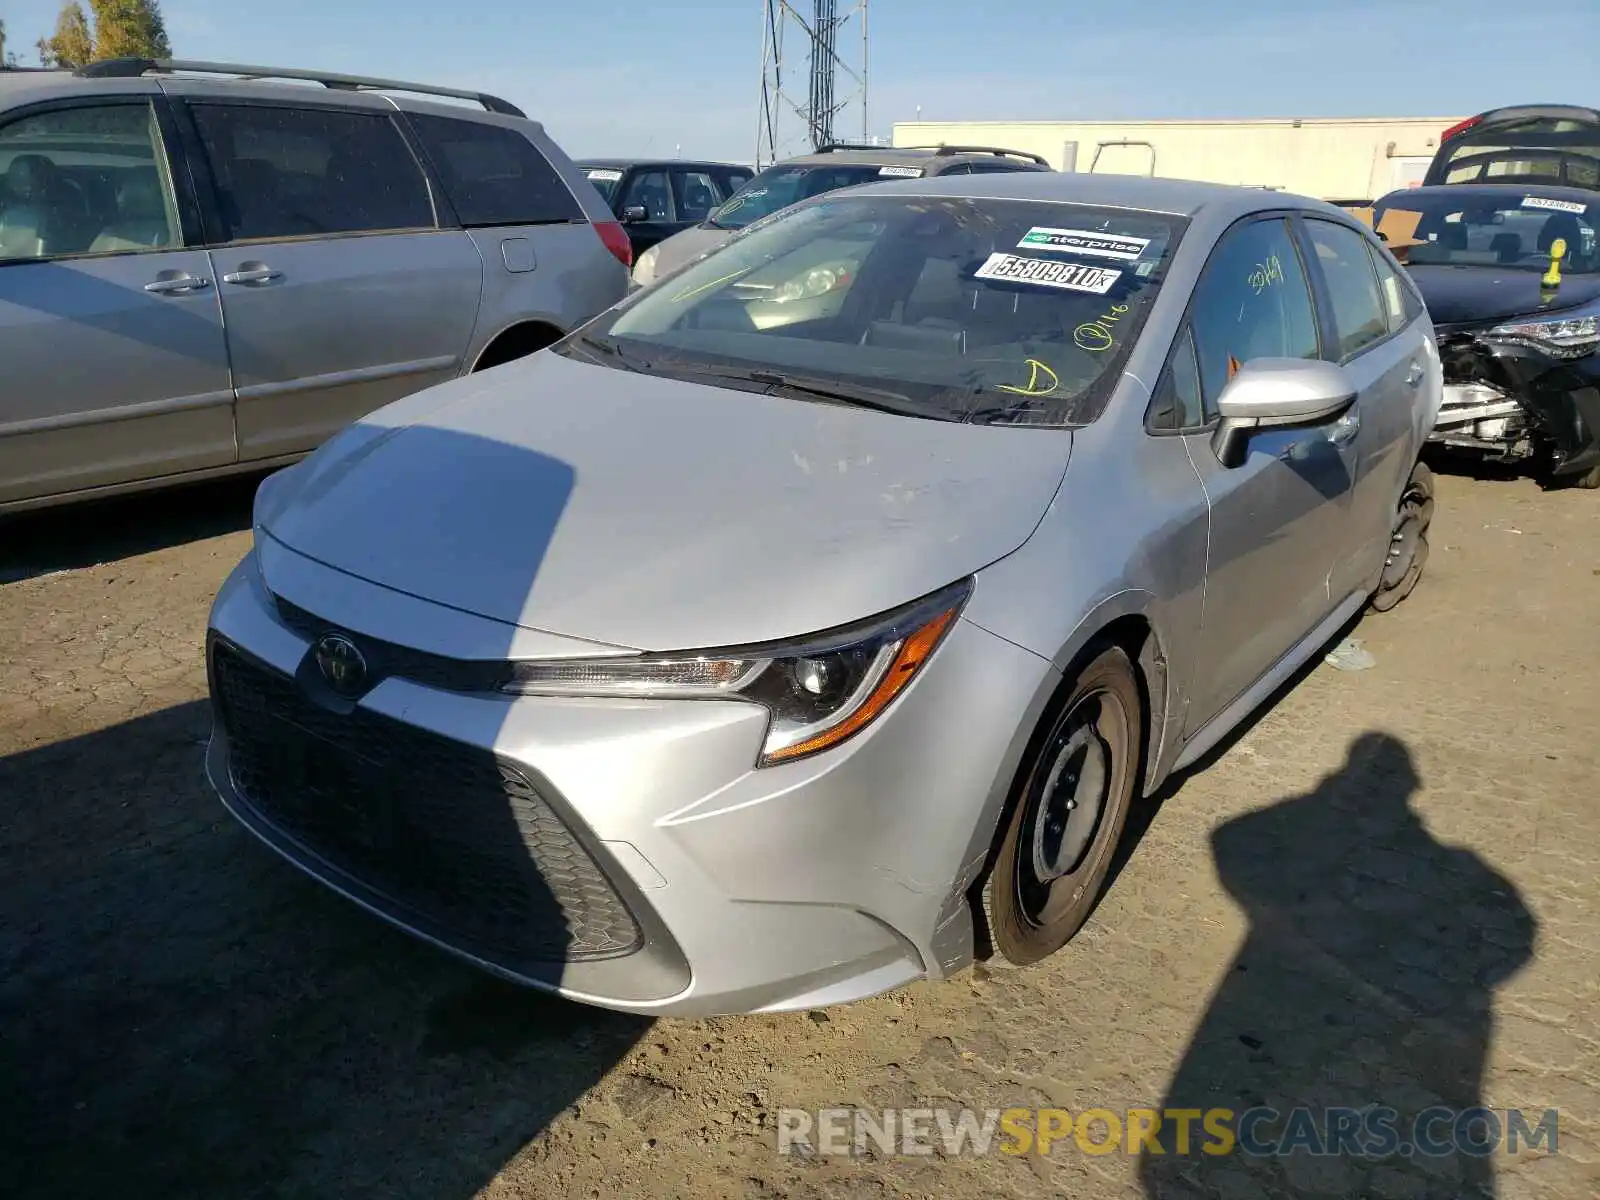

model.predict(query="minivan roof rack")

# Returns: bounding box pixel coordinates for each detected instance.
[931,144,1051,166]
[73,57,526,117]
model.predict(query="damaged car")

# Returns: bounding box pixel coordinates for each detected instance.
[1373,184,1600,488]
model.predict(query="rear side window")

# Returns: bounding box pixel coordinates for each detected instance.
[190,104,434,242]
[408,114,584,227]
[1367,242,1419,333]
[1304,219,1389,358]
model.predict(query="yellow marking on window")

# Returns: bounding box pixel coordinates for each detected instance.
[996,358,1061,397]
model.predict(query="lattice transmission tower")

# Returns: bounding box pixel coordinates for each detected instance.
[756,0,871,168]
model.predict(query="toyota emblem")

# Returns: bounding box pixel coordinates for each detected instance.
[314,633,368,697]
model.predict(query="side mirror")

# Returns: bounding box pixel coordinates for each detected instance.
[1211,358,1357,468]
[620,205,649,224]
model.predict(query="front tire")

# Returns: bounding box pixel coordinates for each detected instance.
[1370,461,1434,612]
[980,645,1143,966]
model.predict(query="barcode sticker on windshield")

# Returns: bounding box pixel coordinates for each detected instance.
[1522,196,1586,214]
[585,169,623,182]
[1018,227,1151,260]
[878,166,924,178]
[974,253,1122,294]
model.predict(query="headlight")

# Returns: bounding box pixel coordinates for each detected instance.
[764,261,853,303]
[632,244,661,287]
[1489,303,1600,357]
[503,579,971,766]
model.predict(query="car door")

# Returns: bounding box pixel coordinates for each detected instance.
[615,167,676,257]
[1299,216,1428,600]
[174,93,481,461]
[1173,214,1356,732]
[0,94,233,507]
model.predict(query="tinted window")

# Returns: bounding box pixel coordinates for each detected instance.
[619,169,671,220]
[1305,219,1388,358]
[1148,327,1205,431]
[965,160,1037,174]
[1190,218,1320,407]
[672,171,722,221]
[579,196,1186,427]
[192,105,433,241]
[408,113,583,227]
[0,103,180,261]
[718,168,754,195]
[707,163,900,230]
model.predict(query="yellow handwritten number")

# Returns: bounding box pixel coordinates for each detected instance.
[997,358,1061,397]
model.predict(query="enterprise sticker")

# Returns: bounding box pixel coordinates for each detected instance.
[1521,196,1587,214]
[585,169,623,182]
[878,166,924,178]
[1018,227,1151,260]
[974,253,1122,294]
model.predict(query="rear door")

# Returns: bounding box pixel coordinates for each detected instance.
[174,93,482,461]
[1172,215,1356,730]
[0,94,234,506]
[1298,216,1428,600]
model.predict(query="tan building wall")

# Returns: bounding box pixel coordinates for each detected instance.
[891,118,1466,201]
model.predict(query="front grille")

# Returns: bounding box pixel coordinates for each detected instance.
[211,639,642,966]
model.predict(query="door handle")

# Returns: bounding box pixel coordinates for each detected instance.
[1405,361,1425,387]
[1329,411,1361,447]
[144,272,211,295]
[222,265,283,286]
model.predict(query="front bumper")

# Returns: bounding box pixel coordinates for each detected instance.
[1434,330,1600,477]
[203,545,1054,1016]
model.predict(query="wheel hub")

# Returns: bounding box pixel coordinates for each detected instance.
[1382,491,1426,589]
[1030,724,1109,883]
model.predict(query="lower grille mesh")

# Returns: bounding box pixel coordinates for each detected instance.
[211,640,642,965]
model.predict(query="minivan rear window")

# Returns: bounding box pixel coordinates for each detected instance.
[575,195,1186,427]
[408,115,585,227]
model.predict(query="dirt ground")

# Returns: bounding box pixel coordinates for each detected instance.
[2,465,1596,1200]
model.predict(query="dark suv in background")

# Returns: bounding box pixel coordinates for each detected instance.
[631,142,1052,285]
[1425,104,1600,190]
[578,158,753,259]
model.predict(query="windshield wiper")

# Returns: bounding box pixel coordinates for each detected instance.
[653,364,954,419]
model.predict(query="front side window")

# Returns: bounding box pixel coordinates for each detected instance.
[0,103,180,262]
[1305,219,1389,359]
[1189,217,1320,409]
[707,163,905,231]
[619,170,671,220]
[567,196,1186,427]
[192,104,434,241]
[407,113,584,228]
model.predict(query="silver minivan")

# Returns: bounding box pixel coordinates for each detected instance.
[0,58,630,514]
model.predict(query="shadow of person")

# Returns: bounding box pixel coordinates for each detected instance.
[1138,732,1536,1199]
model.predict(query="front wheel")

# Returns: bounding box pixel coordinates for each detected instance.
[1370,461,1434,613]
[980,645,1143,966]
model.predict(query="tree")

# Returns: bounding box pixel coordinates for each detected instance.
[88,0,170,60]
[37,3,95,68]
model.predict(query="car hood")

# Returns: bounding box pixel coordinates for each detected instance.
[647,225,736,279]
[258,352,1071,652]
[1406,265,1600,328]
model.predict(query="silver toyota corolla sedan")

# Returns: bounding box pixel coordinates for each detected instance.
[205,172,1443,1017]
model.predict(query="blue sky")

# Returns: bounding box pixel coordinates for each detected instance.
[2,0,1596,161]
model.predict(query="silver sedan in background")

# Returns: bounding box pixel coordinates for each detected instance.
[204,173,1442,1016]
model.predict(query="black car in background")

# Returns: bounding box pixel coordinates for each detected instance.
[1424,105,1600,191]
[577,159,754,257]
[1375,183,1600,488]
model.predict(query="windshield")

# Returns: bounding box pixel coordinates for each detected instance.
[1376,191,1599,273]
[563,195,1186,427]
[707,163,914,230]
[581,166,624,204]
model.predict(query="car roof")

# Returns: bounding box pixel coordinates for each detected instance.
[576,158,751,171]
[844,170,1334,219]
[1381,182,1598,206]
[774,145,1050,171]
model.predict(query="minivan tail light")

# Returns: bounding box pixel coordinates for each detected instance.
[1441,115,1483,142]
[594,220,632,269]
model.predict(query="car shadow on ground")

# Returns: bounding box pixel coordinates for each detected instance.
[1137,730,1537,1199]
[0,699,651,1199]
[0,473,266,582]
